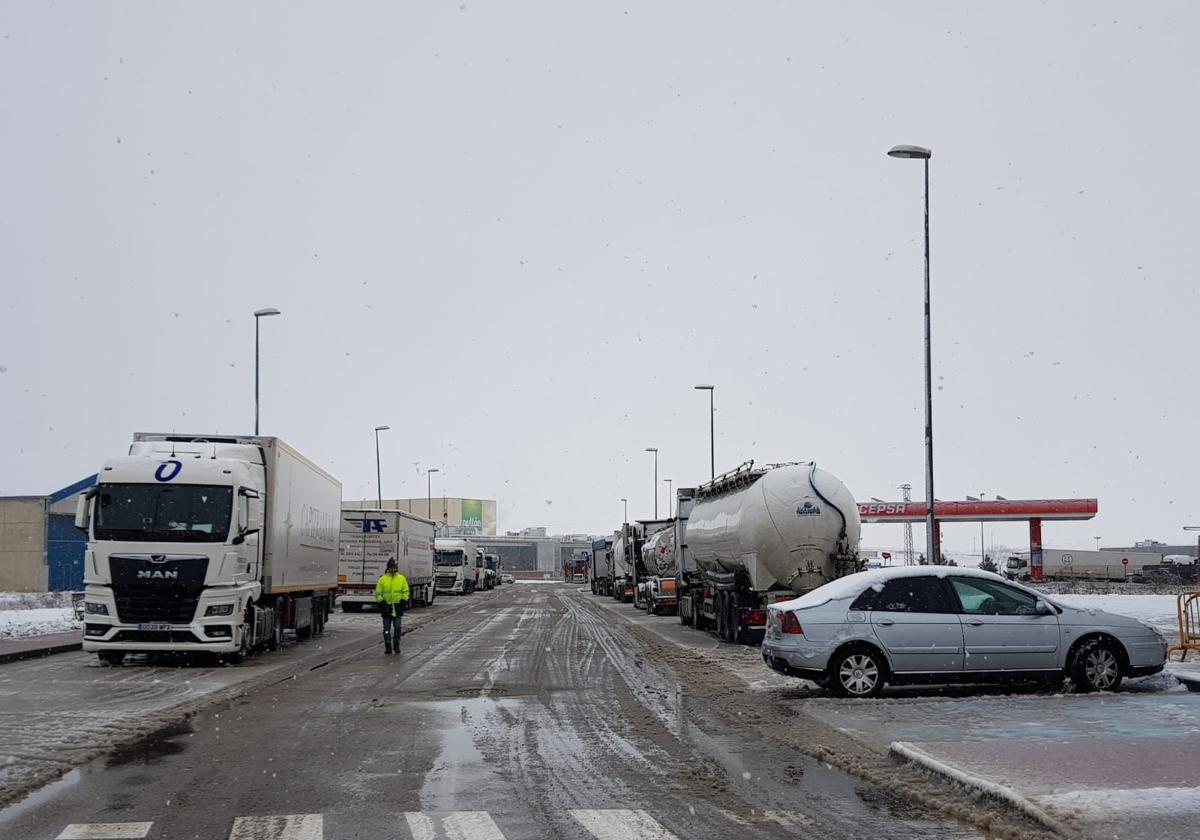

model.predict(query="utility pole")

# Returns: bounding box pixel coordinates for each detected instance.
[898,483,914,565]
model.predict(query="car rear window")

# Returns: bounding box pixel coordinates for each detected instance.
[850,576,952,613]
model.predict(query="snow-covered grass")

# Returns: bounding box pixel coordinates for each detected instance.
[0,591,73,611]
[0,607,81,639]
[1050,593,1180,635]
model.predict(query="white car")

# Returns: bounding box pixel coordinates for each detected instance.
[762,566,1168,697]
[500,574,514,585]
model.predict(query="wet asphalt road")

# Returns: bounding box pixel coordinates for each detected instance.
[0,584,981,840]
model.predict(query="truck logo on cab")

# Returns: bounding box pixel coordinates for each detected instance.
[154,460,182,482]
[137,569,179,580]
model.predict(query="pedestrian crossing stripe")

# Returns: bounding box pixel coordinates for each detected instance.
[405,811,505,840]
[56,825,152,840]
[56,809,690,839]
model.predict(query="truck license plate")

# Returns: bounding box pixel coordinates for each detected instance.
[138,623,172,631]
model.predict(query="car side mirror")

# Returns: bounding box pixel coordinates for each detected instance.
[1035,599,1054,615]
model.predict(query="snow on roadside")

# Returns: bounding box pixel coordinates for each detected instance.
[0,591,73,611]
[1050,593,1179,634]
[0,607,81,639]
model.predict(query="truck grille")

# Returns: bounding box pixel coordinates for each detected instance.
[110,629,203,644]
[109,555,209,624]
[436,573,458,589]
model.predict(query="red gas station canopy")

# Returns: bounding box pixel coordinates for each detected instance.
[856,499,1097,523]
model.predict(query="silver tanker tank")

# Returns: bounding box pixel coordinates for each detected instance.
[611,529,634,577]
[641,525,678,578]
[685,462,860,594]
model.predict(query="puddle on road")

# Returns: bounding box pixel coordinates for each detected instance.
[105,718,194,768]
[402,696,522,812]
[0,769,81,828]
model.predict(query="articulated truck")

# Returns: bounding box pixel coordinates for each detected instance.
[338,509,436,611]
[1004,548,1162,582]
[75,433,341,663]
[435,537,482,594]
[589,536,613,596]
[677,461,861,645]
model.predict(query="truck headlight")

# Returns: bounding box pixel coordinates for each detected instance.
[84,601,109,615]
[205,604,235,617]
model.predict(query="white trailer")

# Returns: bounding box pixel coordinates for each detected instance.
[76,433,342,663]
[434,537,481,594]
[338,509,436,611]
[678,461,861,645]
[1005,548,1161,582]
[589,537,613,596]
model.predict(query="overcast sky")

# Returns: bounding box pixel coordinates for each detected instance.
[2,2,1197,554]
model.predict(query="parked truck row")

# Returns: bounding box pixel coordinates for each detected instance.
[74,432,502,666]
[594,460,863,646]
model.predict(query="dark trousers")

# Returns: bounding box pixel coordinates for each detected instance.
[381,607,403,650]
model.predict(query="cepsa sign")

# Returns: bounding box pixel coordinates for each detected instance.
[858,503,910,516]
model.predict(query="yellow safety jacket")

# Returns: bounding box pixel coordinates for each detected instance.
[375,572,410,613]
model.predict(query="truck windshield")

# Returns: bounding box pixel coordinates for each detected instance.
[1006,558,1023,569]
[435,551,464,566]
[94,484,233,543]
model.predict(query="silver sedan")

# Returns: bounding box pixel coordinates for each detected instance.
[762,567,1167,697]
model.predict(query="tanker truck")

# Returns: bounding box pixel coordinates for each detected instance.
[610,526,637,602]
[590,536,613,596]
[637,523,682,615]
[678,461,861,645]
[74,433,341,664]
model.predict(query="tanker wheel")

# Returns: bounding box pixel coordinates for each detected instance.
[715,592,727,639]
[724,595,739,643]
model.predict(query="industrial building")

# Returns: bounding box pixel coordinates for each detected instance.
[341,497,497,536]
[473,534,593,577]
[0,475,97,592]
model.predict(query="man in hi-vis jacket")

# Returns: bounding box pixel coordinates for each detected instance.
[375,557,410,654]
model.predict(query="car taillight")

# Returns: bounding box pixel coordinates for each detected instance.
[780,611,804,635]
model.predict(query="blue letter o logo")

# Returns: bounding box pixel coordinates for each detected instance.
[155,460,182,482]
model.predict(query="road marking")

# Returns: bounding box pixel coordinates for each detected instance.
[57,825,153,840]
[229,814,323,840]
[405,811,506,840]
[569,809,679,840]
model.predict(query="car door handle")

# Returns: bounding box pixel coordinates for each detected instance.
[965,619,984,626]
[876,619,895,627]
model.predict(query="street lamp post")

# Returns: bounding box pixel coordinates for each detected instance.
[645,447,659,518]
[620,497,628,524]
[1182,527,1200,570]
[373,425,390,507]
[694,385,715,481]
[979,492,986,565]
[1094,536,1102,551]
[427,468,440,520]
[664,479,673,518]
[888,143,937,566]
[253,307,281,435]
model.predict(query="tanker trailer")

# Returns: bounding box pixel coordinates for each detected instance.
[679,461,861,645]
[638,525,680,615]
[610,527,636,602]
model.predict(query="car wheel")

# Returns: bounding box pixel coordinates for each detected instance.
[1072,639,1123,692]
[829,647,886,698]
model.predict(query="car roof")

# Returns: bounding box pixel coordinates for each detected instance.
[770,565,1010,612]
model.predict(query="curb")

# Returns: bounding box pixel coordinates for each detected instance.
[0,639,83,665]
[890,741,1072,836]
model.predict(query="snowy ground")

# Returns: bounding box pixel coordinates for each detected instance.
[1050,593,1180,634]
[0,607,81,639]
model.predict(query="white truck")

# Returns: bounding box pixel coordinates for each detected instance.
[338,509,436,611]
[75,433,342,664]
[589,536,613,596]
[434,537,482,594]
[1004,548,1162,582]
[678,461,861,645]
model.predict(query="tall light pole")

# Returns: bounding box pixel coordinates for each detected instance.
[694,385,715,481]
[645,447,659,518]
[888,143,936,565]
[664,479,673,518]
[979,492,986,565]
[373,425,390,507]
[1094,535,1102,551]
[427,468,440,520]
[253,307,281,435]
[620,497,628,524]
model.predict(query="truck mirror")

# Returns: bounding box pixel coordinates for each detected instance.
[74,495,90,530]
[232,527,260,546]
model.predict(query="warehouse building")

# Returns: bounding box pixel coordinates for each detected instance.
[341,497,497,537]
[0,475,97,592]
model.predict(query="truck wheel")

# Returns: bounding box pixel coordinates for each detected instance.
[1072,639,1124,692]
[829,646,887,698]
[97,651,124,666]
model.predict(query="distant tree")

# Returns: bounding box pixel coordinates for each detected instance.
[978,554,999,574]
[917,553,928,565]
[947,558,958,567]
